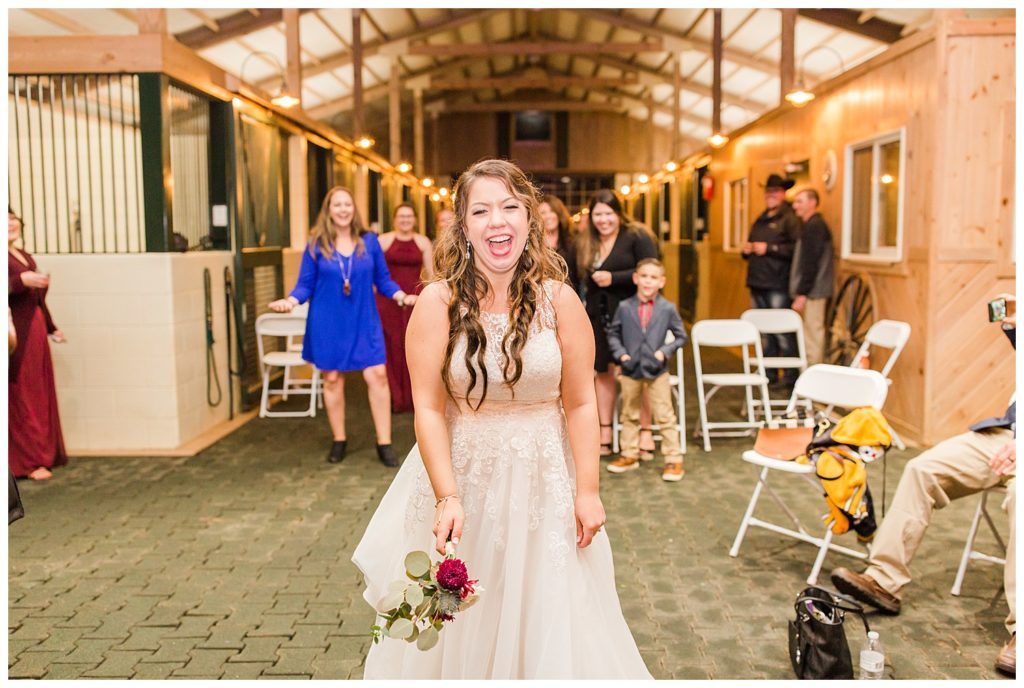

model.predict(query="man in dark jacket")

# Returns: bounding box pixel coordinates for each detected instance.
[742,173,801,386]
[832,294,1016,677]
[790,188,834,365]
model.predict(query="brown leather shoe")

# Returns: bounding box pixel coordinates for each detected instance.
[829,567,901,615]
[995,635,1015,677]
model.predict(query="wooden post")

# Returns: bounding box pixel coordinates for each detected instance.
[430,111,440,177]
[352,8,364,138]
[646,94,655,172]
[137,9,166,34]
[413,87,424,175]
[283,8,302,105]
[712,9,722,135]
[780,8,797,103]
[389,57,401,163]
[672,52,681,160]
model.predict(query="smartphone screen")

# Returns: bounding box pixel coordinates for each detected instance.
[988,298,1007,322]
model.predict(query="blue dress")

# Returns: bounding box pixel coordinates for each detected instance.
[289,233,401,372]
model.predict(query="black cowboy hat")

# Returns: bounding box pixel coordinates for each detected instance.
[761,173,795,190]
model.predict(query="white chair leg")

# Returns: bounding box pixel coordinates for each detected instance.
[730,466,768,557]
[282,366,291,401]
[952,492,989,596]
[697,383,711,452]
[890,426,907,451]
[612,390,621,454]
[306,367,317,417]
[259,369,271,418]
[808,526,838,586]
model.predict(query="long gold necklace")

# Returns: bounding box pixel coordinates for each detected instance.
[337,251,353,296]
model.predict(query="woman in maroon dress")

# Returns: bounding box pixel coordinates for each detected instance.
[376,203,433,413]
[8,209,67,480]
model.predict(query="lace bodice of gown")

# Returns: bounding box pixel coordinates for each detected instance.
[447,281,561,409]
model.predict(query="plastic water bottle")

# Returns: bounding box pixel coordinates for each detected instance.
[859,631,885,679]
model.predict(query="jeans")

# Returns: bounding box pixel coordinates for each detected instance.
[750,288,797,384]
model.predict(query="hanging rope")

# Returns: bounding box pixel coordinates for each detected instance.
[223,266,247,419]
[204,268,222,407]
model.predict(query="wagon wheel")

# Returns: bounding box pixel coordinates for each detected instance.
[824,272,876,366]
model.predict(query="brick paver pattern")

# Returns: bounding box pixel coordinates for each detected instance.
[8,356,1011,679]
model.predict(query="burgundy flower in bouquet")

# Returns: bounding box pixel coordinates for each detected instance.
[371,542,483,651]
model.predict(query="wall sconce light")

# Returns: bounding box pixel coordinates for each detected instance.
[430,193,441,202]
[784,45,846,108]
[707,132,729,149]
[880,173,895,185]
[664,161,678,172]
[356,136,375,149]
[397,162,412,174]
[620,184,631,196]
[438,187,449,197]
[421,177,434,188]
[238,50,299,109]
[637,174,649,184]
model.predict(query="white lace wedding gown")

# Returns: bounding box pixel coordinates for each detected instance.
[352,281,652,679]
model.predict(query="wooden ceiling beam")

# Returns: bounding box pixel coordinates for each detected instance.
[407,39,663,58]
[798,9,904,43]
[578,53,765,112]
[175,9,314,51]
[299,9,502,81]
[571,8,779,75]
[25,9,93,35]
[429,75,637,90]
[306,55,481,119]
[430,99,623,113]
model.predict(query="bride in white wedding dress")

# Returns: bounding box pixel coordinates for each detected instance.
[352,159,652,679]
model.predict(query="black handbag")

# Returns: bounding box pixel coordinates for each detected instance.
[788,585,870,680]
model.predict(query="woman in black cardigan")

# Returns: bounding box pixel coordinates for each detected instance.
[568,190,658,456]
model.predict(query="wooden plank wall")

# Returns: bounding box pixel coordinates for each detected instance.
[693,17,1016,445]
[925,21,1016,443]
[701,33,940,443]
[435,110,674,176]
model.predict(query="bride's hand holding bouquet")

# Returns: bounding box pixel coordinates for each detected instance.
[433,494,465,555]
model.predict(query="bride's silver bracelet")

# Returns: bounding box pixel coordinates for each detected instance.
[435,494,459,508]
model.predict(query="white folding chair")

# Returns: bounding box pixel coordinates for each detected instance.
[729,364,889,585]
[281,303,323,409]
[256,313,320,418]
[951,486,1009,596]
[692,319,773,452]
[611,330,687,455]
[849,320,911,449]
[741,308,808,413]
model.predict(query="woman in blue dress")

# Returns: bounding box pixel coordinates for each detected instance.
[269,187,415,467]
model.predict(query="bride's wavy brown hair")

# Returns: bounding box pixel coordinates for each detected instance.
[434,159,568,409]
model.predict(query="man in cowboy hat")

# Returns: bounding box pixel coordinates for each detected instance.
[742,173,801,388]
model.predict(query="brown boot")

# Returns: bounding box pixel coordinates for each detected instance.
[829,567,901,615]
[995,635,1015,677]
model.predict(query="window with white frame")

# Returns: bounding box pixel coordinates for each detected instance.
[842,129,905,261]
[724,177,748,252]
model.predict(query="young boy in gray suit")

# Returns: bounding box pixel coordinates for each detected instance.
[606,258,688,481]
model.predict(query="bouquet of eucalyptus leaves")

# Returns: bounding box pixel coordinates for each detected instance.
[371,542,482,651]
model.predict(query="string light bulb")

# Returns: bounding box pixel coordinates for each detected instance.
[707,132,729,149]
[397,162,412,174]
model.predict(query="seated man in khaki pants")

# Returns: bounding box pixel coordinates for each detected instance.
[831,293,1016,677]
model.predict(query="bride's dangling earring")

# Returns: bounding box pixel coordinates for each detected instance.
[465,239,472,260]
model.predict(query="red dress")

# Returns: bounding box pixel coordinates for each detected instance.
[375,236,425,413]
[8,250,67,477]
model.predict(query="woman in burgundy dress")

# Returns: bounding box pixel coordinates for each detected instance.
[377,203,433,413]
[8,208,67,480]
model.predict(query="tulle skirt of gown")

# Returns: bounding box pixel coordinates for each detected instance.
[352,400,652,679]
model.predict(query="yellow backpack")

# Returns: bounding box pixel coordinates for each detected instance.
[796,408,893,537]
